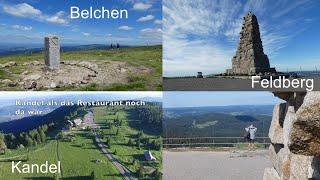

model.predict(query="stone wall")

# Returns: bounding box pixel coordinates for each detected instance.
[264,92,320,180]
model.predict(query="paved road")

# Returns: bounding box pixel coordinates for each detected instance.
[163,150,272,180]
[94,134,133,180]
[86,111,133,180]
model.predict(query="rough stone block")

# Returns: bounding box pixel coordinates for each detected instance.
[289,92,320,156]
[283,106,296,147]
[269,103,287,144]
[289,154,320,180]
[263,167,280,180]
[269,144,291,179]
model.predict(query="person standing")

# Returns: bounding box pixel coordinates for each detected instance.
[245,124,257,150]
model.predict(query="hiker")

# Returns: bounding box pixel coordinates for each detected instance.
[245,124,257,150]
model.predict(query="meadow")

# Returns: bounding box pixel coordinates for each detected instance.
[93,106,162,179]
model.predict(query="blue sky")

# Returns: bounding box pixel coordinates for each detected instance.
[163,0,320,76]
[163,92,284,108]
[0,0,162,46]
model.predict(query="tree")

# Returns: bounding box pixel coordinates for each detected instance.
[38,128,46,143]
[151,139,161,150]
[136,138,141,150]
[42,124,48,132]
[106,137,111,148]
[154,168,162,180]
[26,150,29,161]
[53,173,59,180]
[5,133,17,149]
[90,171,96,180]
[0,132,7,154]
[128,139,133,146]
[24,135,34,147]
[116,128,119,136]
[138,165,144,178]
[133,159,138,167]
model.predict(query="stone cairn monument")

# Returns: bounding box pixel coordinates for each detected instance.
[264,92,320,180]
[226,12,276,75]
[44,36,60,70]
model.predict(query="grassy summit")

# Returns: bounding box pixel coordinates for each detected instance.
[0,45,162,91]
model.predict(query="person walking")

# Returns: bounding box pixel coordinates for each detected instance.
[245,124,257,150]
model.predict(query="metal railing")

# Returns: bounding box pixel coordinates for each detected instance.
[163,137,270,149]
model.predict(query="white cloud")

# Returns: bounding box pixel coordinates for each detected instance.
[45,11,68,25]
[119,26,133,30]
[12,24,32,31]
[154,19,162,25]
[164,36,232,77]
[82,32,90,36]
[163,0,312,76]
[3,3,68,25]
[140,28,162,39]
[3,3,41,17]
[137,15,154,22]
[133,2,152,10]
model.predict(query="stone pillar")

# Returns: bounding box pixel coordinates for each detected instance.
[44,36,60,70]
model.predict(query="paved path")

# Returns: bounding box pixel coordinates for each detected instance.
[86,111,133,180]
[163,150,272,180]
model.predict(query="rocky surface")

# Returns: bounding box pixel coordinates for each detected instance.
[269,144,291,180]
[226,12,276,75]
[0,60,151,90]
[263,167,280,180]
[264,92,320,180]
[289,92,320,156]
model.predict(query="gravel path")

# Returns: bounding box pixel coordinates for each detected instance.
[163,150,272,180]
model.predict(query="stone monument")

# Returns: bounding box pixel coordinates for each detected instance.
[226,12,276,75]
[44,36,60,70]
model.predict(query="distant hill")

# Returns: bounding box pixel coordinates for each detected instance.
[0,105,59,123]
[0,105,78,134]
[163,105,273,138]
[0,44,130,56]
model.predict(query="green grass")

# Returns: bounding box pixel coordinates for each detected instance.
[0,132,122,180]
[0,131,122,179]
[0,142,50,160]
[0,45,162,91]
[195,121,218,129]
[0,69,10,79]
[58,131,122,179]
[93,107,162,178]
[0,141,58,179]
